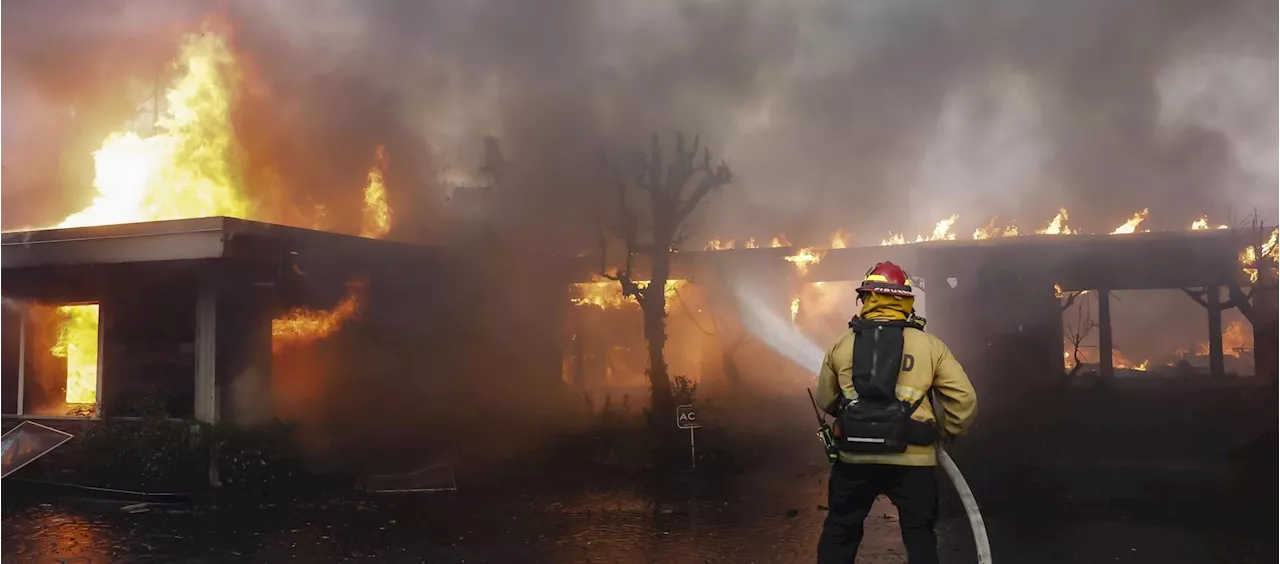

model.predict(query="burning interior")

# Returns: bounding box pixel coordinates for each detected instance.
[560,220,1275,411]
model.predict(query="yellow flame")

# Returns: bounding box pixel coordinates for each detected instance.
[360,145,391,239]
[570,276,688,309]
[1054,283,1064,298]
[880,233,907,246]
[770,235,790,248]
[48,26,395,370]
[1035,208,1076,235]
[705,238,735,251]
[784,247,825,275]
[830,230,851,249]
[1110,208,1150,234]
[58,28,250,229]
[52,305,100,405]
[1190,217,1229,231]
[922,214,959,242]
[790,296,800,324]
[744,237,759,249]
[49,28,249,407]
[972,218,1019,240]
[1239,228,1277,283]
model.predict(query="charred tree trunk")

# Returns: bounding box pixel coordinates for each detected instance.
[596,132,732,425]
[643,237,674,416]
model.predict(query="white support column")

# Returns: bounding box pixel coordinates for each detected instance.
[194,285,219,424]
[16,309,26,417]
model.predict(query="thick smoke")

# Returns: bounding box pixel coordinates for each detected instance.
[4,0,1275,241]
[1,0,1275,461]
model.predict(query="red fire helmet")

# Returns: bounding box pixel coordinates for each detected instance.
[856,261,913,297]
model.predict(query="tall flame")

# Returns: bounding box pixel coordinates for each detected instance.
[59,28,250,229]
[272,146,395,348]
[1035,208,1076,235]
[919,214,959,242]
[53,305,100,405]
[48,27,248,407]
[46,25,396,377]
[1239,227,1278,283]
[360,145,391,239]
[1110,208,1150,234]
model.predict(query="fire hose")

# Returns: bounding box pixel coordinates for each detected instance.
[807,390,991,563]
[938,446,993,564]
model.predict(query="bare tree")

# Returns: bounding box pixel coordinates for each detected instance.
[1182,216,1278,379]
[596,133,732,419]
[1062,291,1097,380]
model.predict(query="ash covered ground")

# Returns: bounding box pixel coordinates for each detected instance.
[4,390,1274,564]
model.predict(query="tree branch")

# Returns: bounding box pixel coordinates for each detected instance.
[1180,288,1210,309]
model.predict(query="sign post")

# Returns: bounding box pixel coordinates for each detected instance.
[676,404,701,468]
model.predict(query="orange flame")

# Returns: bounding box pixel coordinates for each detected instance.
[830,230,851,249]
[359,145,391,239]
[570,276,688,309]
[1035,208,1076,235]
[784,247,825,275]
[1110,208,1150,234]
[272,282,366,353]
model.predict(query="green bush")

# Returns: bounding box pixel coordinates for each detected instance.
[66,398,312,493]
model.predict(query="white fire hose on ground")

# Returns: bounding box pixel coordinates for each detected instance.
[938,447,993,564]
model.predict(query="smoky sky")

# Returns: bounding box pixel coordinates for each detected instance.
[2,0,1276,247]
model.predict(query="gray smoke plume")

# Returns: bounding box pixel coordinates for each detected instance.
[4,0,1275,243]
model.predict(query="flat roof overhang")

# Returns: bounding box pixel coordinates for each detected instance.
[566,230,1250,292]
[1,217,439,304]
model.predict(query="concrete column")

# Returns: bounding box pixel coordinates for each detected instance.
[194,284,218,424]
[1097,289,1113,379]
[1206,285,1224,378]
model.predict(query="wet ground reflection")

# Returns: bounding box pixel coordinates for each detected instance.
[3,445,1273,563]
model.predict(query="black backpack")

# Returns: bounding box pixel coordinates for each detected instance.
[835,317,936,454]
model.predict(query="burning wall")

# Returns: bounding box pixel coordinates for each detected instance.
[3,24,399,422]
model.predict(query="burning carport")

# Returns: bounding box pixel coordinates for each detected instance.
[2,216,442,426]
[561,227,1265,400]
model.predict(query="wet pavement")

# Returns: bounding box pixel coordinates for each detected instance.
[5,451,1272,564]
[4,391,1276,564]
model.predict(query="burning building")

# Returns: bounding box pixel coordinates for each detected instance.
[1,217,447,424]
[561,222,1269,411]
[0,26,474,438]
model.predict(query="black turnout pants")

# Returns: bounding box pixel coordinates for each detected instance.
[817,462,938,564]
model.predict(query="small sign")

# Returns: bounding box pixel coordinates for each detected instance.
[676,404,701,429]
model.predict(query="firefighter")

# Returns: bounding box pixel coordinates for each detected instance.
[815,261,978,564]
